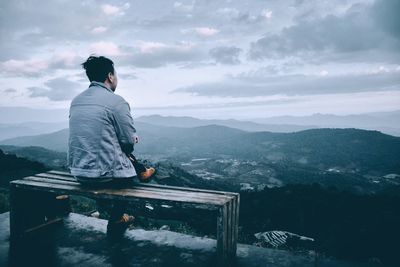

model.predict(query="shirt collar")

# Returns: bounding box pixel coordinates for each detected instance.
[89,81,113,93]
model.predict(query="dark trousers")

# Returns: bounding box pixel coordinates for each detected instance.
[78,154,146,222]
[80,178,134,222]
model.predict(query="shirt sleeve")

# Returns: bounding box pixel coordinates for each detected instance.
[112,99,137,155]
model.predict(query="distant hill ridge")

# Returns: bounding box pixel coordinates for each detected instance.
[136,114,316,132]
[135,111,400,136]
[0,128,68,152]
[1,124,399,174]
[1,111,399,140]
[0,121,68,141]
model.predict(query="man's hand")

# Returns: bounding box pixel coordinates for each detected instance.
[134,135,139,144]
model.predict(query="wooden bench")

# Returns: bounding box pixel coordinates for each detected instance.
[9,170,240,263]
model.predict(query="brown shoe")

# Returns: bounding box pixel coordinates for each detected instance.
[139,167,155,183]
[107,214,135,239]
[114,214,135,224]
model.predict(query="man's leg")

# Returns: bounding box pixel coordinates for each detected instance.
[107,178,133,222]
[106,178,135,238]
[79,178,135,237]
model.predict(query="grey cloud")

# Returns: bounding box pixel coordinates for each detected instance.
[174,72,400,97]
[0,1,135,61]
[209,46,242,65]
[0,55,84,78]
[0,0,284,68]
[73,72,89,83]
[214,7,268,25]
[249,0,400,62]
[117,73,138,80]
[235,61,305,77]
[2,0,398,74]
[3,88,17,93]
[136,98,299,111]
[372,0,400,39]
[50,56,84,70]
[28,77,82,101]
[117,1,278,44]
[119,46,205,68]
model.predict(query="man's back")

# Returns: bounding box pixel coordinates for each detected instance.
[68,81,137,179]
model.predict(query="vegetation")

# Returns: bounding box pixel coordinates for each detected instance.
[1,127,400,265]
[0,145,67,170]
[240,184,400,266]
[0,148,48,188]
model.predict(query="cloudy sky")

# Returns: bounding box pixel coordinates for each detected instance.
[0,0,399,120]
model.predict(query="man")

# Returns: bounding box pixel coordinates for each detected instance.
[68,55,155,236]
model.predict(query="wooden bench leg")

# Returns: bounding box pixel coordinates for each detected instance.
[9,186,70,240]
[9,186,24,240]
[217,204,226,263]
[217,198,238,265]
[234,194,240,257]
[229,197,239,262]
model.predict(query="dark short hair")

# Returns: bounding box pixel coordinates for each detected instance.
[81,55,115,82]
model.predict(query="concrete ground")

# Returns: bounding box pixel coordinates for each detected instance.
[0,212,379,267]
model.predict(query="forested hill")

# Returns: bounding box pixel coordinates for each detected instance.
[236,128,400,173]
[1,126,399,175]
[0,148,47,186]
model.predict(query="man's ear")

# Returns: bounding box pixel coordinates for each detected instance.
[107,72,113,82]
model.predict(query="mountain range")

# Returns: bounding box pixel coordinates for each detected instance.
[252,111,400,136]
[1,122,399,194]
[0,121,68,141]
[1,107,399,138]
[136,115,316,132]
[2,123,399,173]
[1,110,399,265]
[136,112,400,136]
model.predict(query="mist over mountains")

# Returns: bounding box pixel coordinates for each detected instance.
[0,107,399,141]
[0,107,69,124]
[130,111,400,136]
[253,111,400,136]
[136,115,316,133]
[0,121,68,141]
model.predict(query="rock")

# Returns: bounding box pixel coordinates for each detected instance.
[159,225,170,231]
[90,211,100,218]
[254,230,314,249]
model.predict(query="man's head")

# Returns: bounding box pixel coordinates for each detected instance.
[81,55,118,91]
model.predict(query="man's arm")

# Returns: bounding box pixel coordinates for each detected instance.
[112,99,137,155]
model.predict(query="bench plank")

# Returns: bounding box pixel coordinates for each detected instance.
[23,176,80,186]
[11,179,228,207]
[44,171,239,196]
[22,176,233,204]
[35,172,78,182]
[34,173,237,204]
